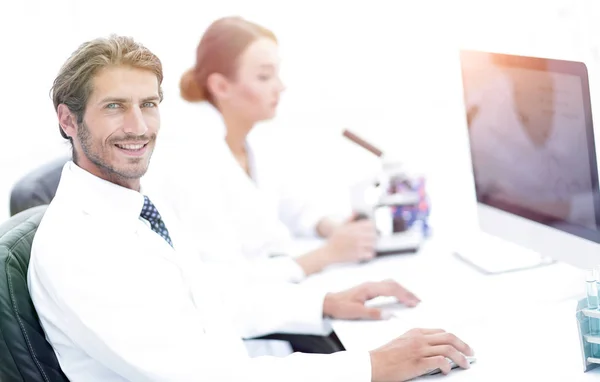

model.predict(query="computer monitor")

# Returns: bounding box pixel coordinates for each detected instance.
[456,50,600,274]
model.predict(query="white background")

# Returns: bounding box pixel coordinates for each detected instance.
[1,0,599,240]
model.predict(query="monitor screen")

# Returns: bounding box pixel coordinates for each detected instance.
[460,50,600,242]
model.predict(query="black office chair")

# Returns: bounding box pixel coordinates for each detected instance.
[10,157,69,217]
[0,206,69,381]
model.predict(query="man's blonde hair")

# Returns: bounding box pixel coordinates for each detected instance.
[51,34,163,140]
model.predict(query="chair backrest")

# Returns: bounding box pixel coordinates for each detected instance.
[10,157,70,217]
[0,206,69,382]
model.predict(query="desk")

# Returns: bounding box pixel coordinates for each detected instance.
[300,239,600,381]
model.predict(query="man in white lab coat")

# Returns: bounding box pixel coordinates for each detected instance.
[28,35,473,381]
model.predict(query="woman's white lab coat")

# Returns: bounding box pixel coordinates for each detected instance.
[147,105,352,283]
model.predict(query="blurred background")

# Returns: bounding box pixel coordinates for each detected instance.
[1,0,599,241]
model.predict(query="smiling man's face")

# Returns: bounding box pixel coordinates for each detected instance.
[73,65,161,187]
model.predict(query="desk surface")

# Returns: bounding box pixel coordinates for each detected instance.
[300,239,600,381]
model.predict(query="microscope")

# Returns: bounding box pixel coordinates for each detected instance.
[342,130,430,254]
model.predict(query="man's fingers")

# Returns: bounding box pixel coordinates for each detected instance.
[363,280,421,307]
[359,250,376,261]
[409,328,447,336]
[427,333,474,357]
[359,242,376,258]
[421,356,452,375]
[363,307,383,320]
[344,304,384,320]
[387,280,421,306]
[424,345,470,370]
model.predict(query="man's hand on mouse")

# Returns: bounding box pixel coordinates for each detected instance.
[370,328,475,382]
[323,279,420,320]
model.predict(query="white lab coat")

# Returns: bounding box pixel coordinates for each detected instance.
[27,162,371,382]
[146,105,352,283]
[467,70,597,229]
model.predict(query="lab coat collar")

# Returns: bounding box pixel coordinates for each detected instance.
[56,161,145,228]
[201,103,227,139]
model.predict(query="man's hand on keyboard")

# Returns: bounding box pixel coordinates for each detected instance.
[323,279,420,320]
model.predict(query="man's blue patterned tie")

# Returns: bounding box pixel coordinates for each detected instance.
[140,196,173,248]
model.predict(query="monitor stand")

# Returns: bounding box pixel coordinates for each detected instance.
[453,231,556,275]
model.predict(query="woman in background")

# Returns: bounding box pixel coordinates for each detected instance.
[159,16,378,283]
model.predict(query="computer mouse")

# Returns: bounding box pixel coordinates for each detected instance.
[423,356,476,376]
